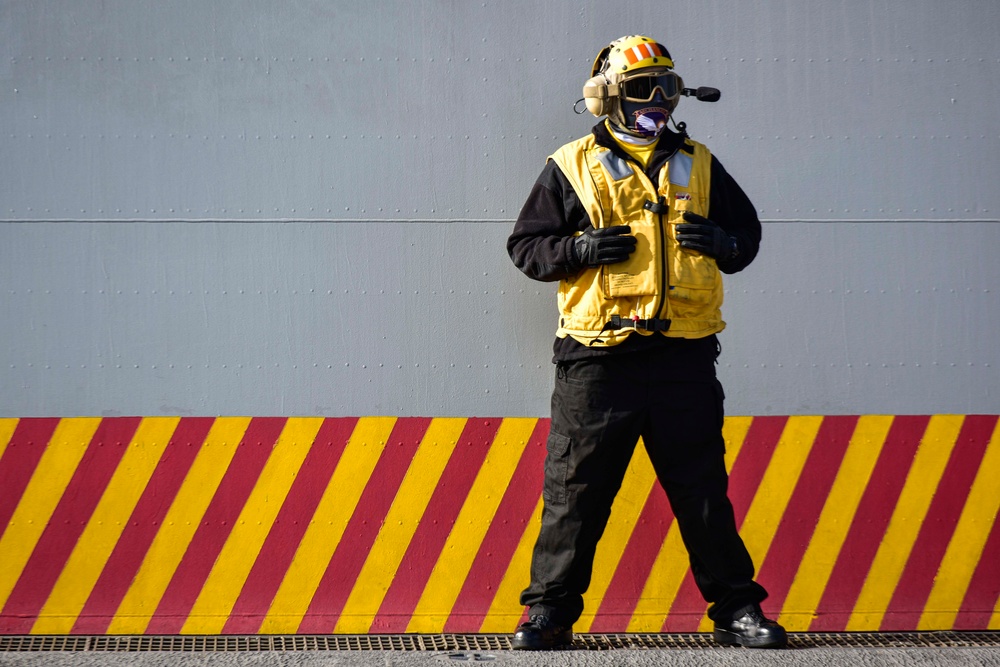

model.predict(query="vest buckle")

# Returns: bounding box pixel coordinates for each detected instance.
[643,196,669,215]
[605,314,672,333]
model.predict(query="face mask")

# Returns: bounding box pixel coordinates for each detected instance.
[621,100,672,138]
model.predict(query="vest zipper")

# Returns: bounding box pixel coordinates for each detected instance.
[643,195,671,321]
[644,141,685,323]
[657,196,670,321]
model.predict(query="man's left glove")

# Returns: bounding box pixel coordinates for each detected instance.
[675,212,738,260]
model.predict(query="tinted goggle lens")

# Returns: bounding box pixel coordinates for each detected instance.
[621,72,679,102]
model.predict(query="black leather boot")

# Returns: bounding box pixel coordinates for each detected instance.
[511,615,573,650]
[713,604,787,648]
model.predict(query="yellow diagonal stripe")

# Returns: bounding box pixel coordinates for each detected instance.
[723,416,753,474]
[334,418,466,633]
[696,415,824,632]
[181,417,324,634]
[0,418,18,460]
[779,415,893,630]
[107,417,251,634]
[576,441,657,632]
[625,416,753,632]
[406,418,537,633]
[480,496,544,633]
[31,417,179,634]
[919,418,1000,630]
[741,416,823,565]
[846,414,964,631]
[0,417,101,609]
[260,417,397,634]
[625,521,688,632]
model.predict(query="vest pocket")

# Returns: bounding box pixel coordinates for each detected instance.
[603,221,657,298]
[669,284,717,320]
[670,249,718,289]
[666,251,719,319]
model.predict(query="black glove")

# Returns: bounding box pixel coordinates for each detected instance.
[675,212,738,260]
[573,225,637,268]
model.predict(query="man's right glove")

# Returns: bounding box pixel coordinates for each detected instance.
[573,225,637,268]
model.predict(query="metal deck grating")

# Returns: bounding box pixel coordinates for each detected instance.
[0,632,998,652]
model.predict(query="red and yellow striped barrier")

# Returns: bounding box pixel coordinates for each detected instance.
[1,415,998,635]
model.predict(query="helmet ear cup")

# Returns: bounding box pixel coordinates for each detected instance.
[583,75,612,116]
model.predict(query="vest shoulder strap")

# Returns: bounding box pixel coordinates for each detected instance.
[549,136,607,228]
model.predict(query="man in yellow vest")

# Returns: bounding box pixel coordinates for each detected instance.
[506,35,786,650]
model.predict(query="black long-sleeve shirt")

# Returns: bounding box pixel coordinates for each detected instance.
[507,122,761,361]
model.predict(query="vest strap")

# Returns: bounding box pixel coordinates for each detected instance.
[587,314,672,346]
[604,314,671,333]
[643,196,669,215]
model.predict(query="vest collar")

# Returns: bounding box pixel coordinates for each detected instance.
[591,121,687,185]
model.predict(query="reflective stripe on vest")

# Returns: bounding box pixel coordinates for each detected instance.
[596,149,634,181]
[669,151,692,187]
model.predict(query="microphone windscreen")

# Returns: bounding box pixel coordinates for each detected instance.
[696,87,721,102]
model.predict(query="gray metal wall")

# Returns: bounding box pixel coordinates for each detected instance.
[2,1,998,417]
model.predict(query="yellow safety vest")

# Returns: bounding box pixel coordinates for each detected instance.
[550,134,725,346]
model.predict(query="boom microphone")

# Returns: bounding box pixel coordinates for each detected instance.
[682,87,721,102]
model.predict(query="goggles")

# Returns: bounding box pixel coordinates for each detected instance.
[619,70,681,103]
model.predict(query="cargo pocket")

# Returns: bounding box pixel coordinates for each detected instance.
[543,431,572,506]
[712,378,726,431]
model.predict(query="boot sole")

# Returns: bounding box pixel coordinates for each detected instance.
[510,633,573,650]
[713,628,787,649]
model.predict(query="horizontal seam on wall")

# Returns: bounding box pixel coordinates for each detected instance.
[1,219,999,225]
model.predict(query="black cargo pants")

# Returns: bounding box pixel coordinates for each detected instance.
[519,335,767,626]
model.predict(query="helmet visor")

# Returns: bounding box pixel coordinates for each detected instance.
[620,71,680,103]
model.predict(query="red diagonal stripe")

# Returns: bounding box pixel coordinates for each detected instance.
[222,418,358,634]
[590,482,675,632]
[880,415,996,630]
[367,418,500,633]
[0,418,59,538]
[144,417,286,635]
[809,415,930,631]
[443,419,548,633]
[663,415,789,631]
[953,499,1000,630]
[0,417,140,634]
[279,418,429,635]
[70,417,215,634]
[755,416,858,614]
